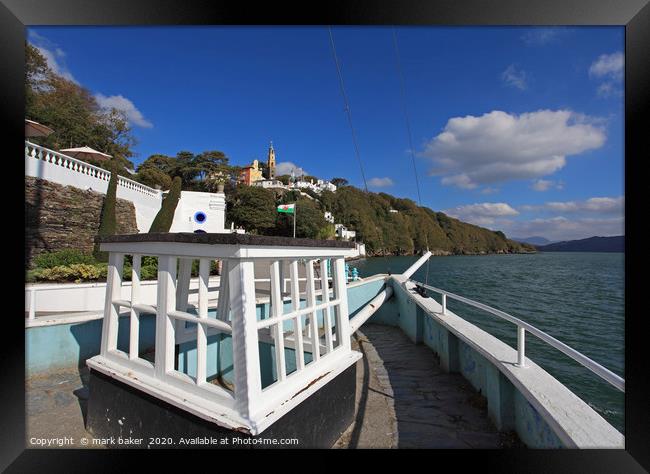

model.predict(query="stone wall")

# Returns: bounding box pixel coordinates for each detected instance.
[26,176,138,267]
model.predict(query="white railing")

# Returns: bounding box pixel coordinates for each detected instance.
[411,280,625,393]
[25,140,160,198]
[87,234,357,434]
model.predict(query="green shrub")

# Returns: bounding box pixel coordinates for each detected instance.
[31,263,108,283]
[149,176,182,232]
[93,160,119,261]
[33,249,95,269]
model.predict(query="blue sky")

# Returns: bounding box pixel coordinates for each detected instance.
[27,26,624,241]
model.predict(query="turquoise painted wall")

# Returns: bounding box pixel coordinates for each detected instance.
[25,314,156,377]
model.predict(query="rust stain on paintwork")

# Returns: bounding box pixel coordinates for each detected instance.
[291,372,331,400]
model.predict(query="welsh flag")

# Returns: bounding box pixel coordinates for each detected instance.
[277,203,295,214]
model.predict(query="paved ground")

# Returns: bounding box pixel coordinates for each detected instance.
[25,323,520,449]
[335,323,522,448]
[26,367,100,449]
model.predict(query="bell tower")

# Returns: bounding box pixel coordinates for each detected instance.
[267,141,276,179]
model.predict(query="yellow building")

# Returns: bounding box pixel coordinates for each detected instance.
[240,159,264,185]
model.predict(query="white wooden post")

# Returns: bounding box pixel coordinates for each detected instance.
[279,262,286,294]
[290,260,305,370]
[129,254,141,359]
[229,259,262,419]
[305,259,320,362]
[270,260,287,382]
[175,257,193,338]
[217,259,230,322]
[332,257,351,350]
[196,258,210,385]
[100,252,124,355]
[320,259,334,353]
[176,258,193,312]
[517,326,527,368]
[28,288,36,320]
[155,256,177,378]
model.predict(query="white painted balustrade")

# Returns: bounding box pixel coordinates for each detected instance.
[25,141,163,231]
[87,234,358,434]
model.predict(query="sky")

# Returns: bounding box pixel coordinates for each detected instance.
[27,26,624,241]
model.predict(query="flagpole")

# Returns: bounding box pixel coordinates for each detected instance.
[293,203,296,238]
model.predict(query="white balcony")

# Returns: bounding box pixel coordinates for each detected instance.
[86,233,359,434]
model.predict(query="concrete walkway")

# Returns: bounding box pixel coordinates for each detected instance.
[335,323,521,448]
[26,367,100,448]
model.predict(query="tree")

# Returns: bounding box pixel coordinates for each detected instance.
[276,174,291,185]
[136,167,172,190]
[136,154,176,189]
[149,177,182,232]
[25,43,137,172]
[136,150,235,191]
[331,177,348,187]
[276,198,328,239]
[93,160,119,261]
[226,186,276,234]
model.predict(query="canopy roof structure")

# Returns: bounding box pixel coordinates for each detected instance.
[58,146,112,161]
[25,119,54,138]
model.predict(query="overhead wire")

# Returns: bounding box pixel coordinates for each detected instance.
[328,27,369,194]
[392,28,430,285]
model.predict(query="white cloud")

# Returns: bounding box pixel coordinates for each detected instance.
[589,52,624,98]
[422,110,606,190]
[440,174,478,189]
[522,196,624,214]
[531,179,563,192]
[443,202,519,226]
[521,28,569,46]
[95,94,153,128]
[367,177,394,188]
[276,161,308,177]
[589,52,624,80]
[480,187,499,195]
[28,31,78,84]
[596,81,622,98]
[501,65,527,90]
[502,216,624,241]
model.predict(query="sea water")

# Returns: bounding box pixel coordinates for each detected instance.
[353,252,625,434]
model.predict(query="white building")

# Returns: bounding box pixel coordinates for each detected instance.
[335,223,356,241]
[290,178,337,195]
[324,211,335,224]
[317,179,337,193]
[252,179,286,190]
[169,191,227,234]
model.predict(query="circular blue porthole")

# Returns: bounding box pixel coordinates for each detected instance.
[194,211,207,224]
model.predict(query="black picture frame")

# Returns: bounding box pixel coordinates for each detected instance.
[2,0,648,471]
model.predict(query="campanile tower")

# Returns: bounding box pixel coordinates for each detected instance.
[267,141,276,179]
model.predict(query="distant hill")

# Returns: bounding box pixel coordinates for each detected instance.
[317,186,537,256]
[510,236,553,246]
[536,236,624,253]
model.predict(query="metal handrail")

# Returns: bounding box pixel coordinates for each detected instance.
[410,280,625,393]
